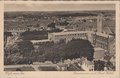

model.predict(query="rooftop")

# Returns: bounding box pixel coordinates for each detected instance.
[49,31,92,35]
[49,31,113,38]
[94,47,105,51]
[31,39,50,43]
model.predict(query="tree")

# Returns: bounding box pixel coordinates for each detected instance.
[63,39,94,61]
[47,22,56,28]
[4,40,34,65]
[4,32,13,47]
[94,60,105,71]
[43,39,94,63]
[59,21,69,26]
[4,32,13,36]
[44,47,61,63]
[16,40,34,57]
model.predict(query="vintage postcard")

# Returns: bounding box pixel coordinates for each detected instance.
[0,1,120,78]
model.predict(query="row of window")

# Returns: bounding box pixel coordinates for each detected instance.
[54,33,87,37]
[95,39,108,44]
[93,35,108,42]
[95,42,108,50]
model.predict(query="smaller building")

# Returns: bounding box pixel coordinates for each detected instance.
[94,47,106,60]
[81,57,94,71]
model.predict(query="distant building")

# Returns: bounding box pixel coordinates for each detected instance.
[4,28,27,33]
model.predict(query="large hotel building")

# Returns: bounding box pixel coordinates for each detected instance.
[31,13,115,60]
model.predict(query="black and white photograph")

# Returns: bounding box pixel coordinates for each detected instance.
[4,2,116,71]
[2,0,119,1]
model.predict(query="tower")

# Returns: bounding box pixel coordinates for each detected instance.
[97,13,103,33]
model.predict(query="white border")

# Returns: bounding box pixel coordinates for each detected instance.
[0,1,120,78]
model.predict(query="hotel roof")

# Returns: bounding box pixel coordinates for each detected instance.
[49,31,92,35]
[49,31,113,37]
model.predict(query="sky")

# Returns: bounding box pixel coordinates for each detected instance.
[4,3,115,12]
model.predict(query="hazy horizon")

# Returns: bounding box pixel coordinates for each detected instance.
[4,3,115,12]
